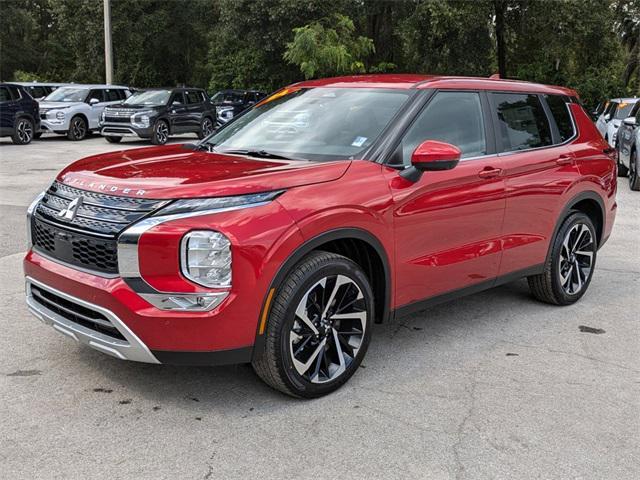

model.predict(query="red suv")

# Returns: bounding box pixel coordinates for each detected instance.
[24,75,617,398]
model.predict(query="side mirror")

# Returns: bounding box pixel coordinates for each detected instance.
[400,140,461,182]
[623,116,637,127]
[89,97,100,105]
[604,113,611,122]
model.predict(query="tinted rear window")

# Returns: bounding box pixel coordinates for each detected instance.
[545,95,575,142]
[492,93,552,151]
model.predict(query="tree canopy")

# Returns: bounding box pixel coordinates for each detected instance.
[1,0,638,107]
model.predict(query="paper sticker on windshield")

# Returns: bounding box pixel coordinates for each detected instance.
[351,136,367,147]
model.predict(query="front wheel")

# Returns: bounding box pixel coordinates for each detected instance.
[150,119,169,145]
[67,116,88,141]
[629,149,640,191]
[12,117,34,144]
[528,212,597,305]
[252,251,373,398]
[197,117,214,139]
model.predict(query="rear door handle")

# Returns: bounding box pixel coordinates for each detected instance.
[478,167,502,179]
[556,154,574,165]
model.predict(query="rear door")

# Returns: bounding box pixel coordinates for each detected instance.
[168,91,189,132]
[492,92,580,276]
[0,86,17,133]
[387,90,506,308]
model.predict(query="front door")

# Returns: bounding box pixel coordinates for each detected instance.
[387,90,506,309]
[168,92,189,132]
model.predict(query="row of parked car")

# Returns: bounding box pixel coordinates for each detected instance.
[594,97,640,190]
[0,82,266,145]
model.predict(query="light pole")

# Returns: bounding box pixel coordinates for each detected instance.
[104,0,113,84]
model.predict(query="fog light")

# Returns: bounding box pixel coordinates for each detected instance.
[55,111,65,121]
[181,230,231,288]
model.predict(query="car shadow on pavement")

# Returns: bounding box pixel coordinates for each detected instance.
[71,278,552,412]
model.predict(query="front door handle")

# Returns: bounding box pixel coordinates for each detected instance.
[478,167,502,179]
[556,154,574,166]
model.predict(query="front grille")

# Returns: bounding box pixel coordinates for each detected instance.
[32,181,166,274]
[104,116,133,124]
[104,108,137,117]
[30,284,126,341]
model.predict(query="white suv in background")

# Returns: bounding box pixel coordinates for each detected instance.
[39,85,131,140]
[595,97,639,147]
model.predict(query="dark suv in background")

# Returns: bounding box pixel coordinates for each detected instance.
[0,83,40,144]
[100,87,215,144]
[210,89,266,128]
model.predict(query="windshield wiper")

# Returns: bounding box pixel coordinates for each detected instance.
[219,149,293,160]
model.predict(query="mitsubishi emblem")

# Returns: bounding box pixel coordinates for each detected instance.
[57,197,83,221]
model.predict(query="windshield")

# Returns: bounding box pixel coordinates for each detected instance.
[44,87,88,103]
[614,102,636,119]
[204,87,411,161]
[124,89,171,106]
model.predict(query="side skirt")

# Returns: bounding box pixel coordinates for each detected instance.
[393,264,544,319]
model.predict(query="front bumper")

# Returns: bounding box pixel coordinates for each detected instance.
[40,117,71,133]
[26,276,159,363]
[101,122,152,138]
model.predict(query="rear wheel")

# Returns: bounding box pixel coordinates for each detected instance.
[150,119,169,145]
[66,116,87,140]
[12,117,34,144]
[528,212,597,305]
[629,149,640,191]
[197,117,214,139]
[252,251,373,398]
[105,136,122,143]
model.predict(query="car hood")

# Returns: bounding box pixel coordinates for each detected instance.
[39,101,83,109]
[57,144,351,199]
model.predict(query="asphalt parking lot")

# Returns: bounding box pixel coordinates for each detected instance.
[1,133,638,480]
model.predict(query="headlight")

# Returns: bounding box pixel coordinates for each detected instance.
[181,230,232,288]
[55,111,65,121]
[131,110,154,128]
[100,111,106,122]
[160,190,283,216]
[216,106,234,123]
[26,191,45,248]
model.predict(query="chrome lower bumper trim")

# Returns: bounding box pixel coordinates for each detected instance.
[25,276,159,364]
[101,126,139,137]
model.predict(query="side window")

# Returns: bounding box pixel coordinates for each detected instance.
[0,87,11,102]
[171,92,185,105]
[104,89,121,101]
[8,86,22,100]
[400,91,486,165]
[492,93,552,151]
[545,95,575,143]
[186,91,202,104]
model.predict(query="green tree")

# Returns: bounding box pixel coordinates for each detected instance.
[284,13,374,79]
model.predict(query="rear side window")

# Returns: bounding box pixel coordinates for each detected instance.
[545,95,575,142]
[8,86,22,100]
[104,89,121,101]
[186,91,202,104]
[492,93,552,151]
[400,91,487,164]
[0,87,10,102]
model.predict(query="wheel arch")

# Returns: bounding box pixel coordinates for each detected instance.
[547,191,605,262]
[251,228,392,361]
[69,112,89,129]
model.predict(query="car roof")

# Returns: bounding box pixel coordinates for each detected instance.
[12,82,70,87]
[55,84,130,89]
[609,98,638,103]
[294,74,578,97]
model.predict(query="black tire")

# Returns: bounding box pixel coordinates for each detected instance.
[105,136,122,143]
[66,116,88,141]
[617,153,629,177]
[629,149,640,191]
[12,117,34,144]
[252,251,374,398]
[528,211,597,305]
[150,119,169,145]
[197,116,214,139]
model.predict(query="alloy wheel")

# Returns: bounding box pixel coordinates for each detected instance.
[289,274,367,384]
[17,120,33,143]
[72,118,86,139]
[202,118,213,136]
[558,223,594,295]
[156,122,169,143]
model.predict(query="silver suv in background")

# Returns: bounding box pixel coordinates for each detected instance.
[39,85,131,140]
[595,97,638,147]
